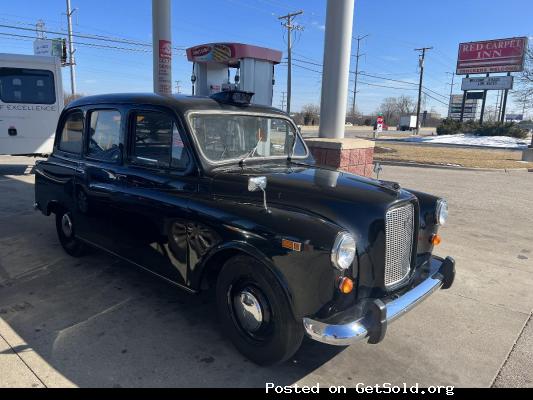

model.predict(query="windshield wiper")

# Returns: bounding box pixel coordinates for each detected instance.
[238,140,260,167]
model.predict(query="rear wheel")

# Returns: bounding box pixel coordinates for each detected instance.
[216,255,304,365]
[55,209,87,257]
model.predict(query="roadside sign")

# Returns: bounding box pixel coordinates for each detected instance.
[376,116,384,133]
[505,114,523,121]
[466,92,484,100]
[461,76,514,91]
[33,38,66,64]
[456,37,528,75]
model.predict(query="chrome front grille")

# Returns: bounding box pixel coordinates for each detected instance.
[384,203,415,288]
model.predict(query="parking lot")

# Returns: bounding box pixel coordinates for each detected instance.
[0,155,531,388]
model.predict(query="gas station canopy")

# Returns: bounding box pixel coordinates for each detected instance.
[186,43,282,67]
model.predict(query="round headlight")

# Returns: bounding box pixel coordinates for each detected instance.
[436,199,448,225]
[331,232,356,271]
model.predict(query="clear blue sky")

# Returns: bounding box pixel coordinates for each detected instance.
[1,0,531,116]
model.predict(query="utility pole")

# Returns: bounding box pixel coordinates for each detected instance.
[351,34,368,120]
[175,80,181,94]
[280,91,286,111]
[279,10,303,115]
[65,0,77,95]
[414,47,432,134]
[446,72,454,118]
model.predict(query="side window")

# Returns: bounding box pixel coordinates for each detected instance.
[87,110,122,162]
[58,111,84,154]
[132,111,190,169]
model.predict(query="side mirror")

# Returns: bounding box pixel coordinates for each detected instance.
[248,176,267,192]
[248,176,269,212]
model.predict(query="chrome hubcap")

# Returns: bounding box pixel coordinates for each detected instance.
[233,290,263,332]
[61,213,73,238]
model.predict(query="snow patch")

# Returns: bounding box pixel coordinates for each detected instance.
[396,134,530,149]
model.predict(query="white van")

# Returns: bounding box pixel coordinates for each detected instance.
[0,53,64,155]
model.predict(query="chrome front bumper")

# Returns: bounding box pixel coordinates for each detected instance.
[303,256,455,346]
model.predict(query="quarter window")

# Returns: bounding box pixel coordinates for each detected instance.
[0,68,56,104]
[87,110,122,162]
[132,111,189,169]
[58,111,84,154]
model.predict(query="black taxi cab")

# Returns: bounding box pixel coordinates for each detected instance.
[34,91,455,365]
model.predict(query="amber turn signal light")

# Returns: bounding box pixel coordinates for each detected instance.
[338,277,354,294]
[430,234,442,246]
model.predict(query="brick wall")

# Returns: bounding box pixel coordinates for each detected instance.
[305,138,375,178]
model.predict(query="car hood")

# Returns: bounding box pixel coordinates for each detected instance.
[209,163,416,231]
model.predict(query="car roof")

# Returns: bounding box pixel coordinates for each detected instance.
[66,93,289,117]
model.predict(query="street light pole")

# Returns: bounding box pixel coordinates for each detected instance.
[65,0,76,95]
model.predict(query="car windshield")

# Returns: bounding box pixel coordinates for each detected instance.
[189,113,307,163]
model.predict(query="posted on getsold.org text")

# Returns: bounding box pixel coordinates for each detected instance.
[265,382,455,396]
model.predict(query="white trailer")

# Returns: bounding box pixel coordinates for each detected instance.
[0,53,64,155]
[398,115,418,131]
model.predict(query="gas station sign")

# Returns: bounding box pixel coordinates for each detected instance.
[157,40,172,95]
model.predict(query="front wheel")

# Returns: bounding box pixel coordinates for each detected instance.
[55,209,87,257]
[216,255,304,365]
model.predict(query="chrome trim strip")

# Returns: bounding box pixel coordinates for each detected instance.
[303,257,445,346]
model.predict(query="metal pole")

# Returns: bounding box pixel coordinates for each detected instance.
[500,72,511,123]
[318,0,355,139]
[152,0,172,95]
[415,47,432,134]
[479,73,489,125]
[287,23,292,114]
[279,11,303,115]
[65,0,76,95]
[460,74,468,122]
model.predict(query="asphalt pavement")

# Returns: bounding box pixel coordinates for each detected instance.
[0,156,531,388]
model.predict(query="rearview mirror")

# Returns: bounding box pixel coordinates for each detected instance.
[248,176,267,192]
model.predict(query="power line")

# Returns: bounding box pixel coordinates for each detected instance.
[0,32,154,52]
[0,23,185,50]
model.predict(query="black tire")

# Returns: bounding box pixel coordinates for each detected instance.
[55,209,87,257]
[216,255,304,365]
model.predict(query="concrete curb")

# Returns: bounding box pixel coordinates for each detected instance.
[376,160,532,173]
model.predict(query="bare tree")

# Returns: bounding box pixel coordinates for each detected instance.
[64,92,84,106]
[301,104,320,126]
[377,95,417,125]
[395,95,416,115]
[513,47,533,112]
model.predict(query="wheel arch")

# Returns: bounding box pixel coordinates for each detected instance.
[195,241,296,316]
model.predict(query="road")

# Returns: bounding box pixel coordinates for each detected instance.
[300,126,437,140]
[0,156,531,388]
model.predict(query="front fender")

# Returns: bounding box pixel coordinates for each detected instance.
[188,197,343,318]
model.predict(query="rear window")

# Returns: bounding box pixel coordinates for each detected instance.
[59,111,84,154]
[0,68,56,104]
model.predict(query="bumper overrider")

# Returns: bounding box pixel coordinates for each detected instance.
[303,256,456,345]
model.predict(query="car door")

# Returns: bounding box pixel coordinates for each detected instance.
[109,106,198,286]
[72,106,127,251]
[36,109,84,215]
